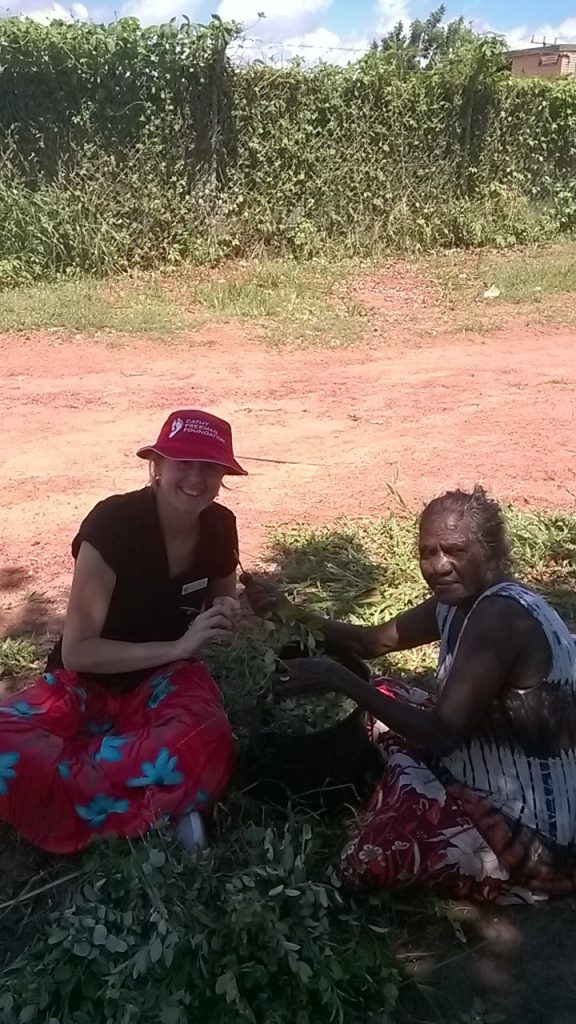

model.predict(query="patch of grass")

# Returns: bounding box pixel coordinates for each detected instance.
[0,276,190,334]
[176,259,368,347]
[507,507,576,624]
[0,260,367,347]
[2,506,575,1024]
[476,244,576,304]
[456,316,495,335]
[433,242,576,330]
[0,636,41,677]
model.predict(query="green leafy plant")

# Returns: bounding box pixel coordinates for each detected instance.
[0,636,41,677]
[0,823,400,1024]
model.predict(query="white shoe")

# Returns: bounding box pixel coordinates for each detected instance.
[175,810,208,854]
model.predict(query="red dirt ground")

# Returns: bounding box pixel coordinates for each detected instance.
[2,320,576,634]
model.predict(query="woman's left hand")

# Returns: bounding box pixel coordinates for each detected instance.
[272,657,358,698]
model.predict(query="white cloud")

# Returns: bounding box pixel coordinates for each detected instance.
[505,18,576,50]
[375,0,410,34]
[24,1,87,21]
[217,0,333,45]
[119,0,200,24]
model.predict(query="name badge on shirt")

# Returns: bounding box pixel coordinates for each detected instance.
[182,578,208,596]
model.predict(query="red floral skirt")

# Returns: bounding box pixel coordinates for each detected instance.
[338,681,576,903]
[0,660,235,853]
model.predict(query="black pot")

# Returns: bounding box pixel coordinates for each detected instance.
[241,647,383,813]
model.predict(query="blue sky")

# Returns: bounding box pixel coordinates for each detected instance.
[9,0,576,61]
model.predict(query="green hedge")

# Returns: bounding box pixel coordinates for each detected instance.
[1,18,576,280]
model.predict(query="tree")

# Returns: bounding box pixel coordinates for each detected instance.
[371,5,477,70]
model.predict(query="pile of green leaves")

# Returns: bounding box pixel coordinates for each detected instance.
[205,614,321,733]
[263,694,358,736]
[208,606,360,737]
[1,822,399,1024]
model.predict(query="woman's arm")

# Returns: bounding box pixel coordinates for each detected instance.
[318,598,440,659]
[277,597,533,756]
[242,575,440,660]
[331,597,528,755]
[333,675,461,755]
[62,542,235,674]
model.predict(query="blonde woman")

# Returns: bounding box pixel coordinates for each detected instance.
[0,410,246,854]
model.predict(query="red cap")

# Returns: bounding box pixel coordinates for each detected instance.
[136,410,247,476]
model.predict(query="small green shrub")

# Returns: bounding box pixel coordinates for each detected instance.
[0,636,41,677]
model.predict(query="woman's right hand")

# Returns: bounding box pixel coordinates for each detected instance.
[174,604,237,659]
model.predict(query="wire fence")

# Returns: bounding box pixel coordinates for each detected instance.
[229,33,370,68]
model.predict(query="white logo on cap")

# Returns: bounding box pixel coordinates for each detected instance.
[182,418,225,444]
[169,417,184,439]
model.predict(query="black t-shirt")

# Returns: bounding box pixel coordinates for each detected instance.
[47,487,238,686]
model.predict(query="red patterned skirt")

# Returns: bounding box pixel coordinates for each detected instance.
[338,681,576,903]
[0,660,235,853]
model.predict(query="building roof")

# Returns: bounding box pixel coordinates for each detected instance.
[507,44,576,59]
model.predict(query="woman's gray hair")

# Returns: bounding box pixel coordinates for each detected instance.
[419,485,512,572]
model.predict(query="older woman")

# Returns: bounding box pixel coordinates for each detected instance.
[255,487,576,903]
[0,409,245,854]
